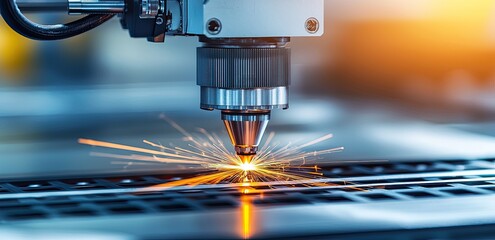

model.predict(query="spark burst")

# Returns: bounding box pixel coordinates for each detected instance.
[79,118,344,188]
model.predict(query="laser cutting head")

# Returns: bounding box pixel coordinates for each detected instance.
[197,38,290,157]
[2,0,323,159]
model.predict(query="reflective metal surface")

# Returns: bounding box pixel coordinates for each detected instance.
[200,87,289,111]
[196,37,291,155]
[222,112,270,155]
[68,0,125,14]
[139,0,162,18]
[1,159,495,239]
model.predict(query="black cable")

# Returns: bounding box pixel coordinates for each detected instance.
[0,0,114,40]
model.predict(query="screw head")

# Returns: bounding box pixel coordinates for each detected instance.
[305,17,320,34]
[206,18,222,35]
[156,17,164,25]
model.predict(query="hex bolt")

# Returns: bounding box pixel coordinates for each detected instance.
[305,17,319,34]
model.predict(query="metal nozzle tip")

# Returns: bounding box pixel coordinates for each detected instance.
[222,111,269,158]
[239,154,255,164]
[235,146,258,156]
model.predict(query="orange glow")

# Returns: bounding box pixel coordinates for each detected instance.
[80,131,344,187]
[303,1,495,105]
[239,194,256,239]
[240,162,256,172]
[80,118,353,189]
[0,19,35,80]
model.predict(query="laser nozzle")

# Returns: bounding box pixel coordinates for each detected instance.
[238,154,255,165]
[222,111,270,161]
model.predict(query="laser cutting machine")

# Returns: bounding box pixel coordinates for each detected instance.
[0,0,323,162]
[5,2,495,240]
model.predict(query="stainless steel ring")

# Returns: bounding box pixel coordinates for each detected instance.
[221,112,270,122]
[200,87,289,111]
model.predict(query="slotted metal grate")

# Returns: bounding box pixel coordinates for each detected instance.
[0,159,494,222]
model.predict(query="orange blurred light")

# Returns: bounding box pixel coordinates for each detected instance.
[239,195,256,239]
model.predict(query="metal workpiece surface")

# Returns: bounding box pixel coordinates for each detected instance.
[2,159,495,239]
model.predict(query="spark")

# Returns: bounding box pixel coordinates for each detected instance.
[79,118,346,188]
[239,162,257,172]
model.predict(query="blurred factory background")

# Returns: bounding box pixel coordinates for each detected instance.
[1,0,495,177]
